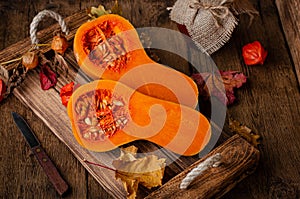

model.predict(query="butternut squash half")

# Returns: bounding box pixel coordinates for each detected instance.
[73,14,198,108]
[67,80,211,156]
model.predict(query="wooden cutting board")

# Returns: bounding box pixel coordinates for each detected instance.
[0,10,259,199]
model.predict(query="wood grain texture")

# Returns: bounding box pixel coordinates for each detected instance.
[212,0,300,198]
[0,0,300,198]
[275,0,300,85]
[0,1,202,198]
[0,1,115,199]
[12,70,126,198]
[146,135,260,199]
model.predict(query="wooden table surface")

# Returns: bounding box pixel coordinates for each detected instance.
[0,0,299,198]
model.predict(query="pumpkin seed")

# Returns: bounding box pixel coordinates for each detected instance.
[103,99,108,105]
[116,119,122,125]
[99,129,104,134]
[84,117,92,125]
[113,100,124,106]
[123,119,128,125]
[83,133,91,139]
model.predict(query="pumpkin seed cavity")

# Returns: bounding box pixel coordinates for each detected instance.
[83,20,131,73]
[75,89,129,141]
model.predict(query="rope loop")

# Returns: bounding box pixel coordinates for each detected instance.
[180,153,222,189]
[30,10,69,48]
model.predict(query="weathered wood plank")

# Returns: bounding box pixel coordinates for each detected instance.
[0,1,90,198]
[1,0,300,198]
[12,71,127,199]
[0,5,205,198]
[275,0,300,86]
[212,0,300,198]
[146,135,260,199]
[0,1,125,199]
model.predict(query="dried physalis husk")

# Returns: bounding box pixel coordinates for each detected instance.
[22,52,39,70]
[51,33,68,54]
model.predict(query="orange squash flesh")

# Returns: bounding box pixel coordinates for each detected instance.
[73,14,199,108]
[67,80,211,156]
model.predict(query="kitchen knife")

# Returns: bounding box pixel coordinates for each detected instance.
[12,112,69,196]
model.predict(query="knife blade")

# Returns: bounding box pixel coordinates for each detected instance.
[12,112,69,196]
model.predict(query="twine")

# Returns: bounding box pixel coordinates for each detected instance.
[180,153,222,189]
[30,10,69,48]
[190,0,230,27]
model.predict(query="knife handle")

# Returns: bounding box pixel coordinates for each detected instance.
[32,146,69,196]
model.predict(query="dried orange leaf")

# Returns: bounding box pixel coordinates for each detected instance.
[228,118,261,147]
[117,175,138,199]
[122,145,138,155]
[113,146,166,198]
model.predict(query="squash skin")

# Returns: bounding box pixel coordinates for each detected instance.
[73,14,199,108]
[67,80,211,156]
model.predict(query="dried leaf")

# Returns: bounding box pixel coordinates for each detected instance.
[192,71,247,105]
[122,145,138,155]
[192,72,227,104]
[121,178,139,199]
[39,64,57,90]
[60,82,74,107]
[4,63,27,98]
[111,0,122,16]
[54,53,69,76]
[228,118,261,147]
[113,146,166,198]
[88,5,111,19]
[220,71,247,104]
[220,71,247,91]
[39,53,52,66]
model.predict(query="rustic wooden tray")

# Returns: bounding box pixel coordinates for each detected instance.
[0,10,259,198]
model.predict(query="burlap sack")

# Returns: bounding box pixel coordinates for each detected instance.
[170,0,238,54]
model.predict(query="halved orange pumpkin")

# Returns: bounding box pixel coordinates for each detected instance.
[67,79,211,156]
[73,14,199,108]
